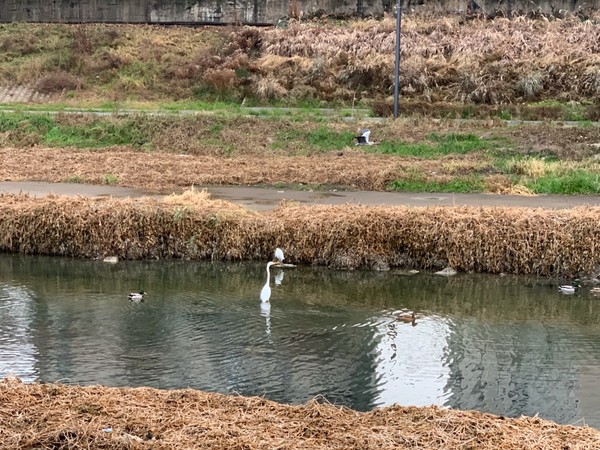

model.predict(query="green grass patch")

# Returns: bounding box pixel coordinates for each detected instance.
[0,112,148,147]
[0,112,54,133]
[526,170,600,194]
[102,173,120,184]
[306,127,355,150]
[388,174,485,193]
[271,126,354,151]
[63,175,83,183]
[374,133,497,158]
[43,121,146,147]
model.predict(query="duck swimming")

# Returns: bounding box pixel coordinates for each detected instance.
[396,311,416,324]
[128,291,146,302]
[558,284,577,294]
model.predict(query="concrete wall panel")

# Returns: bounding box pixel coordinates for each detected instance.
[0,0,597,25]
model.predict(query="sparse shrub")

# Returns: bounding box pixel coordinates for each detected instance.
[42,49,77,72]
[203,69,234,89]
[64,175,83,183]
[231,27,262,54]
[89,49,129,72]
[373,99,393,117]
[288,84,318,101]
[102,173,120,185]
[202,68,238,94]
[516,73,545,100]
[35,72,83,94]
[253,76,287,100]
[585,103,600,121]
[0,35,37,55]
[71,25,94,56]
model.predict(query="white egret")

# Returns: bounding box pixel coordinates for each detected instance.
[260,261,276,303]
[274,247,285,263]
[128,291,146,302]
[355,129,374,146]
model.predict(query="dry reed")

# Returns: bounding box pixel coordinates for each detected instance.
[258,14,600,103]
[1,192,600,276]
[0,376,598,450]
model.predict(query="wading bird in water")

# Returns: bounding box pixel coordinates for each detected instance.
[260,261,276,305]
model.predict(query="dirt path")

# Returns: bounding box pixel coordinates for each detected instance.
[2,181,600,210]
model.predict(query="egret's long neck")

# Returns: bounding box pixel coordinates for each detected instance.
[266,264,271,284]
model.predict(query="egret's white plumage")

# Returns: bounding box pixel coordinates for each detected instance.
[355,129,373,146]
[260,261,276,303]
[274,247,285,263]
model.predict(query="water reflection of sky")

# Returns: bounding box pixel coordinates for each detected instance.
[2,255,600,429]
[0,283,38,382]
[373,314,451,408]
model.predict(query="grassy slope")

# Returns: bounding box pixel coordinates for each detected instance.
[1,16,600,194]
[2,15,600,111]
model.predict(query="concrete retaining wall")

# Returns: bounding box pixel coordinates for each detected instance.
[0,0,595,25]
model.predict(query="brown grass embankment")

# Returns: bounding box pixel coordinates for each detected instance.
[260,14,600,105]
[1,190,599,276]
[0,146,400,192]
[4,14,600,108]
[1,376,599,450]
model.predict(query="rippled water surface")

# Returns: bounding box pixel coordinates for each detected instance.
[2,254,600,428]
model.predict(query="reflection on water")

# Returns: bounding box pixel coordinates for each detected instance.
[1,254,600,428]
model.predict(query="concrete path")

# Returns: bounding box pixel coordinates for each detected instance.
[2,181,600,210]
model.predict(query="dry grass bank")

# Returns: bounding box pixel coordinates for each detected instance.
[4,14,600,108]
[1,190,599,276]
[1,377,599,450]
[0,146,400,192]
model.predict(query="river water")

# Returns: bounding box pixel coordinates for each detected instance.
[1,254,600,428]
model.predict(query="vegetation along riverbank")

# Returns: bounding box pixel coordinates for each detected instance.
[1,189,599,277]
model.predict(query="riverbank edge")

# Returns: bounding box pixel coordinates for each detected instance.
[1,192,599,277]
[1,377,599,449]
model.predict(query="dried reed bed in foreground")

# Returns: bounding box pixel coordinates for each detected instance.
[1,191,600,276]
[1,376,599,450]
